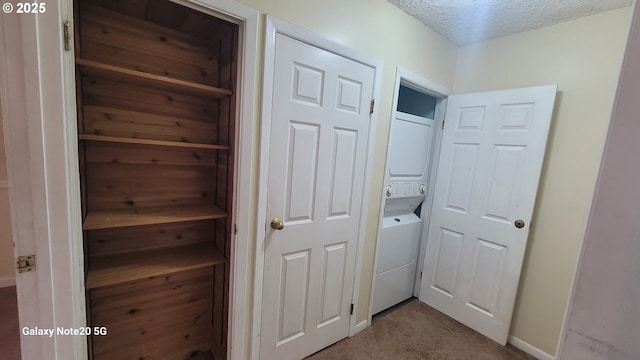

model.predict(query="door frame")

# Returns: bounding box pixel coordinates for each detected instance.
[1,4,85,358]
[0,0,259,359]
[252,15,383,360]
[368,68,449,322]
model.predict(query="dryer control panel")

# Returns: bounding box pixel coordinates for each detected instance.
[385,181,426,199]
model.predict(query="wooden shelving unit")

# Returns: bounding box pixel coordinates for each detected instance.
[74,0,238,359]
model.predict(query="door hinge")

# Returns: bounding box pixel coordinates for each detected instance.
[350,303,354,315]
[234,223,238,235]
[63,20,72,51]
[370,99,375,115]
[441,120,445,129]
[420,271,423,279]
[17,255,35,274]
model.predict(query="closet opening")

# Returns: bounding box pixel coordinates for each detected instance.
[371,70,448,316]
[73,0,239,358]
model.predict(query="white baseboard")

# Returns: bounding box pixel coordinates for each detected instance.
[508,335,555,360]
[0,275,16,288]
[352,319,369,335]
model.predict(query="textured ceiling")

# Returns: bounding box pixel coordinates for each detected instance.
[389,0,633,46]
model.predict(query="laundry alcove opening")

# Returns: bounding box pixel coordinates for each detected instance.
[372,76,441,316]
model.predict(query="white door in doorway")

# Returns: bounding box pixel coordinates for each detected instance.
[419,85,557,344]
[260,33,375,360]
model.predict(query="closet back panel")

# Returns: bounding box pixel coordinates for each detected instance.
[90,267,213,359]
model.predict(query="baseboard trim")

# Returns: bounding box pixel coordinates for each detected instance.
[508,335,555,360]
[0,275,16,288]
[352,319,369,335]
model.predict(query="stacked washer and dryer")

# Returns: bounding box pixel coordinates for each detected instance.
[372,85,437,315]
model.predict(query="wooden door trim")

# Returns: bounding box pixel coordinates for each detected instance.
[252,15,383,360]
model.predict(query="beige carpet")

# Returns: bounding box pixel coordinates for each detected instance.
[307,299,535,360]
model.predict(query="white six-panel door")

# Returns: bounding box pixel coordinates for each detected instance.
[419,85,557,344]
[260,33,375,360]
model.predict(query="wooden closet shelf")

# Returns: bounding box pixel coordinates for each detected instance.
[79,134,230,150]
[76,58,232,98]
[86,243,225,289]
[83,205,227,230]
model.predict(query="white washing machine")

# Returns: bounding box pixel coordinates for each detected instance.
[372,191,424,314]
[372,105,436,315]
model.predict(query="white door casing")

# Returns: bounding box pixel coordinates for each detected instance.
[419,85,557,344]
[259,33,376,360]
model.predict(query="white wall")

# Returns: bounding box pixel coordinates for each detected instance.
[454,7,632,355]
[560,3,640,359]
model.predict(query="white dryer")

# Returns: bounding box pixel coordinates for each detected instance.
[372,97,436,314]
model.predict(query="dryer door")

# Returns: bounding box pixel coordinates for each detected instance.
[387,112,435,182]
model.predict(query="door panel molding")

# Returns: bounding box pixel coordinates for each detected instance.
[254,15,383,360]
[419,85,557,344]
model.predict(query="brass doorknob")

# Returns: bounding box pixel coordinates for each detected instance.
[514,219,525,229]
[271,218,285,230]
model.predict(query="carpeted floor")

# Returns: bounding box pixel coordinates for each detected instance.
[1,290,533,360]
[307,299,535,360]
[0,286,21,360]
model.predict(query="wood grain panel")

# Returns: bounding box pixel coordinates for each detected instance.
[83,204,226,230]
[82,76,220,123]
[85,141,218,167]
[76,59,231,98]
[211,27,237,359]
[86,243,224,289]
[91,266,211,300]
[211,265,225,346]
[80,134,229,150]
[80,0,149,20]
[82,40,220,88]
[83,105,219,145]
[217,98,231,147]
[91,279,212,312]
[95,297,210,329]
[90,267,214,359]
[215,154,230,216]
[83,0,232,42]
[87,220,214,256]
[181,11,232,41]
[81,4,217,66]
[86,163,215,210]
